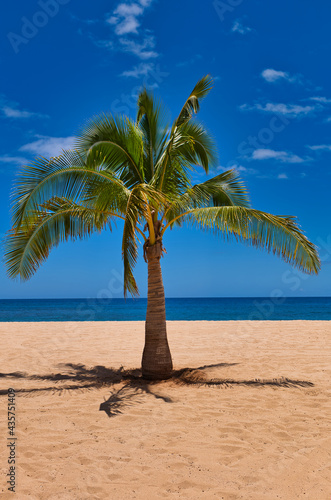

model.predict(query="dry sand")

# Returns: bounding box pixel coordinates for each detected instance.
[0,320,330,500]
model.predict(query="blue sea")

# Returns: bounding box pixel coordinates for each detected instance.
[0,297,330,322]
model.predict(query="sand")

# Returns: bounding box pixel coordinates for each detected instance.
[0,320,330,500]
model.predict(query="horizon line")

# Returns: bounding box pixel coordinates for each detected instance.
[0,296,330,301]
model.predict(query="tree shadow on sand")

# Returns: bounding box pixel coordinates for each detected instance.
[0,363,314,417]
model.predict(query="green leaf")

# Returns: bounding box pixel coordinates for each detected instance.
[11,150,128,229]
[5,198,115,280]
[76,114,144,186]
[137,88,170,182]
[174,75,214,128]
[164,169,250,225]
[178,206,320,274]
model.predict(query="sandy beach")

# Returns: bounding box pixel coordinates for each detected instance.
[0,320,330,499]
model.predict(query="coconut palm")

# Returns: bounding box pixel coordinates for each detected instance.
[5,76,320,380]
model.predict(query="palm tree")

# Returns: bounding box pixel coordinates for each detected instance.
[5,76,320,380]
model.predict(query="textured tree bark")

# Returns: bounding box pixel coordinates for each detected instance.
[141,242,173,379]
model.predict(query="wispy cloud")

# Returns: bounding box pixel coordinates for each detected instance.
[252,149,305,163]
[92,38,114,50]
[308,96,331,104]
[20,136,75,158]
[119,35,158,59]
[217,163,292,180]
[234,164,258,175]
[261,68,299,84]
[120,62,154,78]
[1,104,47,120]
[80,2,158,65]
[240,102,316,117]
[108,3,144,35]
[0,155,28,166]
[216,164,258,175]
[307,144,331,152]
[101,1,157,60]
[176,54,202,68]
[70,14,99,26]
[231,20,252,34]
[2,106,35,119]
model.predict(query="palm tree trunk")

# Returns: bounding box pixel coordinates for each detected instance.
[142,243,173,379]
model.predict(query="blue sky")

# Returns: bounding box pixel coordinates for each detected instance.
[0,0,330,298]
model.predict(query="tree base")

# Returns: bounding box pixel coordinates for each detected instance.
[141,368,173,381]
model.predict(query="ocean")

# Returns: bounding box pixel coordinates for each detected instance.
[0,297,330,322]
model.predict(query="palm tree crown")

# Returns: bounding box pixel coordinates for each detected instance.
[5,75,320,293]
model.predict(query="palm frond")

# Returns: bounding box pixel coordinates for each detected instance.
[5,197,116,280]
[153,119,217,192]
[153,154,192,198]
[193,169,250,207]
[164,169,250,225]
[76,113,144,186]
[11,150,128,229]
[121,189,143,298]
[165,206,320,274]
[174,75,214,128]
[136,88,170,182]
[80,175,129,215]
[172,120,217,173]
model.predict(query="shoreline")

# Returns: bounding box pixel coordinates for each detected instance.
[0,318,331,323]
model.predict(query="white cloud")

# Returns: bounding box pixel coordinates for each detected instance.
[232,20,252,34]
[252,149,305,163]
[216,164,257,175]
[234,164,258,175]
[260,103,313,115]
[308,144,331,152]
[261,68,290,83]
[119,35,157,59]
[0,155,28,166]
[104,1,157,60]
[240,102,316,117]
[2,106,34,119]
[261,68,305,85]
[261,68,297,84]
[139,0,153,6]
[87,1,158,62]
[308,96,331,104]
[120,62,154,78]
[20,136,75,158]
[261,69,287,83]
[108,2,154,44]
[108,3,143,35]
[278,173,288,179]
[93,38,114,50]
[1,105,47,120]
[114,4,143,17]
